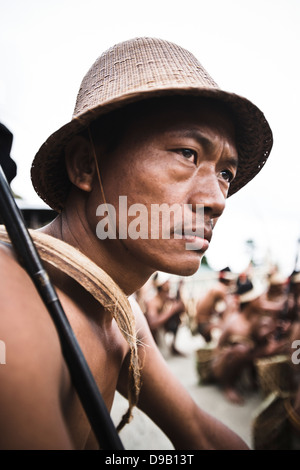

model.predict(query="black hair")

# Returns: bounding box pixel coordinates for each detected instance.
[85,94,235,156]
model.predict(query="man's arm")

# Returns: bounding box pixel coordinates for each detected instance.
[118,299,249,450]
[145,297,185,331]
[0,247,73,449]
[195,284,227,323]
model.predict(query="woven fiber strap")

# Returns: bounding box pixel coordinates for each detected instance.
[0,225,140,430]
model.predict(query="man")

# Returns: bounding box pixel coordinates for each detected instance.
[265,271,292,340]
[0,37,273,449]
[210,277,287,404]
[145,273,186,356]
[195,267,237,344]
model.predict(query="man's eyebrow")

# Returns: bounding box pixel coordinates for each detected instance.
[168,129,238,166]
[168,129,212,148]
[223,155,238,169]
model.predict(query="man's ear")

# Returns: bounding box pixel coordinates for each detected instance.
[65,135,95,192]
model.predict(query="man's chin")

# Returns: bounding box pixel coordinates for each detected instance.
[156,254,203,277]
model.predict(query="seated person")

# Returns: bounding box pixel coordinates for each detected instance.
[145,273,186,355]
[209,277,287,404]
[195,267,237,343]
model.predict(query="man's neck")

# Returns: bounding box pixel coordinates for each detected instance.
[39,210,153,296]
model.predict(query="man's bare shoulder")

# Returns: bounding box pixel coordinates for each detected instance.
[0,243,64,364]
[0,244,72,448]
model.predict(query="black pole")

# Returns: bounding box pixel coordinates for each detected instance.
[0,165,124,450]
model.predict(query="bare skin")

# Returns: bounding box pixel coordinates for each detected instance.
[211,295,288,404]
[145,280,186,355]
[195,283,236,342]
[0,98,249,449]
[145,286,184,331]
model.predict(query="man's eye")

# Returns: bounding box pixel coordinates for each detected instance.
[220,169,235,183]
[177,148,197,164]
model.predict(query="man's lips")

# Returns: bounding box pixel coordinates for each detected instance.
[181,234,210,251]
[172,226,212,252]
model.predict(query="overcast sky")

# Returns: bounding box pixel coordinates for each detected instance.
[1,0,299,275]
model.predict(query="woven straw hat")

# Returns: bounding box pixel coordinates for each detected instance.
[236,277,267,304]
[31,37,273,212]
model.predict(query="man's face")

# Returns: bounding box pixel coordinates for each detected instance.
[91,98,238,277]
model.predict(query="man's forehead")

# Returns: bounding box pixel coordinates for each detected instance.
[138,96,232,119]
[130,103,237,151]
[128,98,232,129]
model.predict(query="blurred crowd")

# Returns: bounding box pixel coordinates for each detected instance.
[133,263,300,449]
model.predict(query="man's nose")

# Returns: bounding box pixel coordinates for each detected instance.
[188,171,226,220]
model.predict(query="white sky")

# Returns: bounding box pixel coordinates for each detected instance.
[1,0,300,276]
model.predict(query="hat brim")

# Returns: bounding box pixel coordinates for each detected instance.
[31,86,273,212]
[291,272,300,283]
[238,282,267,304]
